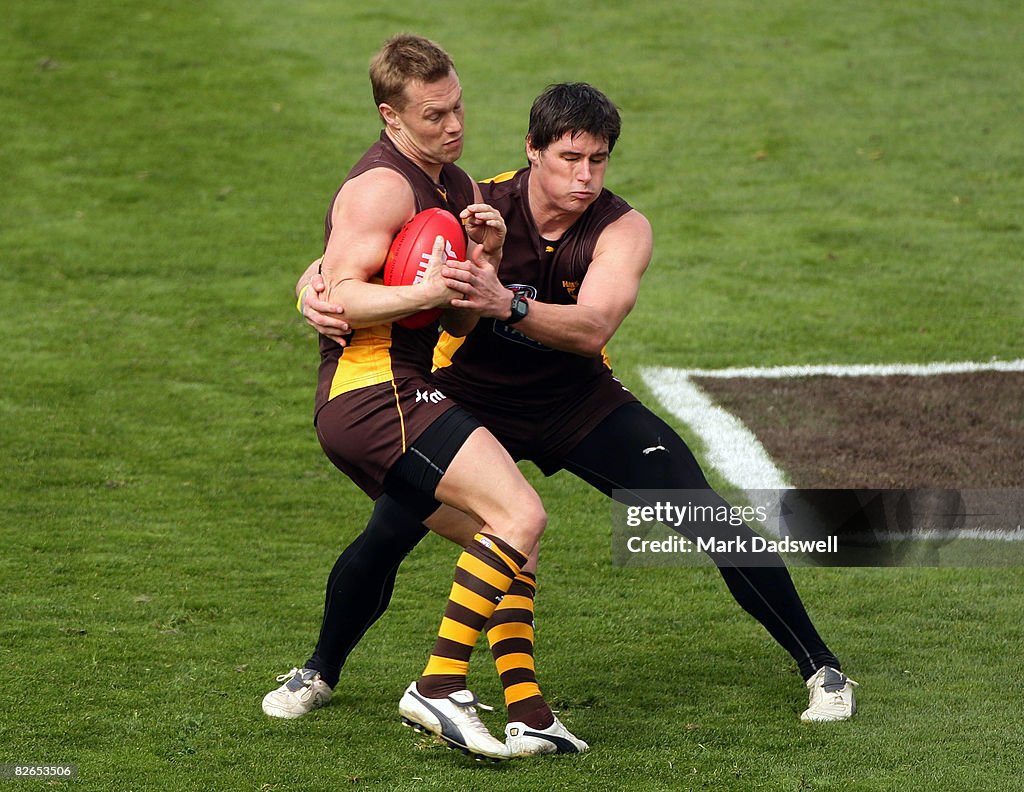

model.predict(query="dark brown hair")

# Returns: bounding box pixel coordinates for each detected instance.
[528,82,621,153]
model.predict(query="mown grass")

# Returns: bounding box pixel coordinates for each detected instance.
[2,1,1022,790]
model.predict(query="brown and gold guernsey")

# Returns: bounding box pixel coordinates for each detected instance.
[314,132,475,417]
[432,167,634,414]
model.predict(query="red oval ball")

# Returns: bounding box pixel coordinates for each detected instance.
[384,208,466,329]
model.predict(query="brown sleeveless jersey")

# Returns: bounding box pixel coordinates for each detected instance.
[314,132,474,415]
[432,167,633,411]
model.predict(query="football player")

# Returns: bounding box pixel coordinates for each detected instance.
[292,33,564,761]
[269,81,857,755]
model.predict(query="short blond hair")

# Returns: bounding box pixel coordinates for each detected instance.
[369,34,456,112]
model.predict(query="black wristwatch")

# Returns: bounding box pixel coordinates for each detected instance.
[506,292,529,325]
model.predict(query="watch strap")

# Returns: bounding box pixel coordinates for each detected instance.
[506,292,528,325]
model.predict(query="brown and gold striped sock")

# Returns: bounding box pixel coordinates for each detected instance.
[485,570,554,729]
[418,533,527,699]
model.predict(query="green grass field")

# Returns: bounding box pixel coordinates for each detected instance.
[3,2,1023,790]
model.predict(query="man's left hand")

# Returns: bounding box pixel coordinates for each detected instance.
[443,248,514,319]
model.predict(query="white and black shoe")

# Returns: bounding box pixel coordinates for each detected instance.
[399,682,510,761]
[261,667,332,719]
[801,666,858,722]
[505,716,589,756]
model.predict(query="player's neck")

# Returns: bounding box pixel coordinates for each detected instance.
[385,128,444,183]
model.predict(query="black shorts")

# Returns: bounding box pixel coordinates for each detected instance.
[383,406,481,520]
[435,370,638,474]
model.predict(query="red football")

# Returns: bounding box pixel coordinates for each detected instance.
[383,208,466,329]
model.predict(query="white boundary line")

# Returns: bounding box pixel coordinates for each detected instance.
[641,368,791,490]
[666,358,1024,380]
[641,360,1024,542]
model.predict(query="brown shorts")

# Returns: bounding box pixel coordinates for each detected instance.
[315,376,458,499]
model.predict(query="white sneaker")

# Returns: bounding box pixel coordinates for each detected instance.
[261,668,332,719]
[800,666,858,722]
[505,715,589,756]
[399,682,511,761]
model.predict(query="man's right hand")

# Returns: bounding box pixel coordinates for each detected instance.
[300,261,351,344]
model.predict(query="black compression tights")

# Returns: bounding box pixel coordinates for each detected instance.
[307,402,839,687]
[561,402,840,680]
[305,496,427,688]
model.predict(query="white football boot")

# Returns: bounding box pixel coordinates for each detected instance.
[505,715,590,756]
[261,668,332,719]
[399,682,510,761]
[800,666,858,722]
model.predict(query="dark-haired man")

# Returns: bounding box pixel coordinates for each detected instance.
[274,82,857,756]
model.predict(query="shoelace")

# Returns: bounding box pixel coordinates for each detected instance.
[276,667,316,688]
[275,667,302,683]
[454,698,498,737]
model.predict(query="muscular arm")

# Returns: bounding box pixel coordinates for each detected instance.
[299,178,501,339]
[320,169,459,329]
[447,209,653,356]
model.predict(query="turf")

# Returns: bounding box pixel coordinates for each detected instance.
[2,1,1023,790]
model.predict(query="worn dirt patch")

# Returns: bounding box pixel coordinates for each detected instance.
[693,372,1024,488]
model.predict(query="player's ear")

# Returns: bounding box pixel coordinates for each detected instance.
[525,136,540,164]
[379,103,400,129]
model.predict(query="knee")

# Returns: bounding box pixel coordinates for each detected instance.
[503,495,546,554]
[518,498,547,541]
[364,497,429,554]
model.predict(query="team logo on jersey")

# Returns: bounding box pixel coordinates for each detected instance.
[562,280,580,300]
[415,388,447,404]
[493,284,551,351]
